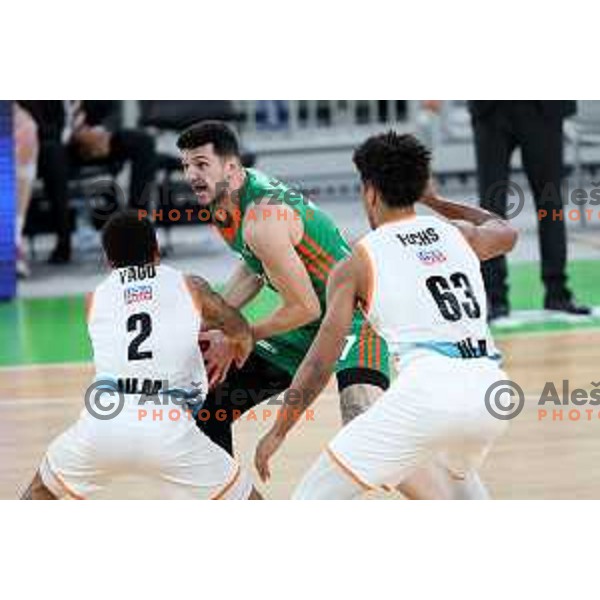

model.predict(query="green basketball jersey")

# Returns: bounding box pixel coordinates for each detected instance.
[216,168,350,311]
[213,168,389,379]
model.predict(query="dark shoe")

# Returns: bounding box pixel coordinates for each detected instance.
[544,297,591,316]
[487,303,510,323]
[48,241,71,264]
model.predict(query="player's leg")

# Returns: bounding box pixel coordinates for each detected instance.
[20,471,57,500]
[448,470,490,500]
[33,436,99,500]
[293,448,462,500]
[338,384,458,499]
[294,382,450,500]
[156,408,260,500]
[335,313,390,425]
[440,388,508,501]
[327,352,506,500]
[195,351,293,455]
[31,396,126,500]
[335,316,455,499]
[293,451,365,500]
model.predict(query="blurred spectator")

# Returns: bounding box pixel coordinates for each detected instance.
[18,101,157,263]
[256,101,289,130]
[13,103,38,278]
[467,101,590,320]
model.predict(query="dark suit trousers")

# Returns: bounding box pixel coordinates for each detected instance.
[471,102,569,306]
[38,139,70,247]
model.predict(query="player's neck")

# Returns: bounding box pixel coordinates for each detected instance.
[214,168,247,214]
[377,206,416,227]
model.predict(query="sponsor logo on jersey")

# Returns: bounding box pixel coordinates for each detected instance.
[124,284,153,305]
[257,340,278,354]
[416,249,447,265]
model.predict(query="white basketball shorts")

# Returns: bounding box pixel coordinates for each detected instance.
[311,354,509,493]
[39,396,253,500]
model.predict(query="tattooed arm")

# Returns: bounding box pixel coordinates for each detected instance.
[421,187,518,261]
[254,256,360,481]
[185,274,254,371]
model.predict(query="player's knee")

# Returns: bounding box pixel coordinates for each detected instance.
[293,453,363,500]
[339,384,383,425]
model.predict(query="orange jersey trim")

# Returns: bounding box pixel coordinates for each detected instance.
[301,233,336,266]
[326,447,377,492]
[54,470,86,500]
[354,242,375,316]
[211,463,241,500]
[297,242,330,281]
[84,292,95,323]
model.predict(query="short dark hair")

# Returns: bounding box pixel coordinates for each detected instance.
[352,131,431,208]
[102,210,158,268]
[176,120,241,157]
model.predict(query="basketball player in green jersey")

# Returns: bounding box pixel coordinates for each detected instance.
[177,121,448,498]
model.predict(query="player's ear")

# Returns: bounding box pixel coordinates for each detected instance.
[222,155,234,174]
[363,183,377,211]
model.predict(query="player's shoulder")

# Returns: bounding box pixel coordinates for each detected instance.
[182,272,209,290]
[355,215,458,256]
[94,269,118,294]
[244,168,307,209]
[244,168,288,200]
[155,263,180,279]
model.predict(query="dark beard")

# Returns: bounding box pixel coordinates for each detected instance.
[212,209,234,229]
[210,191,234,229]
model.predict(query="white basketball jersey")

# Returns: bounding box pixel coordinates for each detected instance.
[88,264,208,399]
[358,215,499,367]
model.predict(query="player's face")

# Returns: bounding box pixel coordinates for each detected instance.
[181,144,231,206]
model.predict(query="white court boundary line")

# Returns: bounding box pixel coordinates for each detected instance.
[0,322,600,373]
[0,361,92,373]
[0,396,81,407]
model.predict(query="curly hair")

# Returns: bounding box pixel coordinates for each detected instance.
[352,131,431,208]
[102,210,158,268]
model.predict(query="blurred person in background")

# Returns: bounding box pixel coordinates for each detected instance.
[71,100,157,211]
[424,100,590,321]
[13,103,38,278]
[18,101,157,264]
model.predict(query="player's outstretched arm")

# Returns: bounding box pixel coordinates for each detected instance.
[254,258,358,482]
[421,187,518,261]
[185,275,254,368]
[220,262,265,310]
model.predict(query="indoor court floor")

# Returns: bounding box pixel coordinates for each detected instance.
[2,328,600,499]
[3,211,600,499]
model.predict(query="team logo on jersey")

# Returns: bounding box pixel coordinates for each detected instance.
[416,249,447,266]
[257,340,278,354]
[124,285,153,305]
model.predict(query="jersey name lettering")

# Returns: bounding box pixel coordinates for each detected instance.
[118,265,157,285]
[396,227,440,247]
